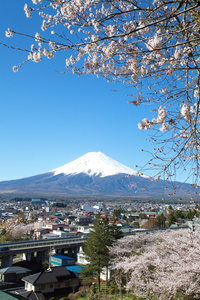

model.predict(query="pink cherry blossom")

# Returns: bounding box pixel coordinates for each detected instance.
[111,229,200,299]
[4,0,200,184]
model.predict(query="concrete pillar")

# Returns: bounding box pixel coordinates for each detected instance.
[74,247,79,260]
[1,255,13,268]
[23,252,34,261]
[57,248,64,255]
[67,248,73,257]
[36,251,46,262]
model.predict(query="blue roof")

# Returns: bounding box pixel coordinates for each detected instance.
[51,255,75,260]
[66,265,85,274]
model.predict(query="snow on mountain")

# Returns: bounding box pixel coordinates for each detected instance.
[0,151,195,198]
[51,152,145,178]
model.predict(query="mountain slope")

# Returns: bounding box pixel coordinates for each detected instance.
[50,152,147,178]
[0,152,195,199]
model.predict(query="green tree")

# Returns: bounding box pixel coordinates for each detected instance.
[133,222,140,228]
[112,209,123,219]
[185,209,192,219]
[0,228,7,243]
[81,214,109,294]
[168,211,176,227]
[0,228,6,237]
[109,219,123,241]
[156,213,166,228]
[140,213,148,220]
[81,214,122,294]
[174,210,185,219]
[122,214,127,220]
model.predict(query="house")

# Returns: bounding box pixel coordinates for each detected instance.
[0,266,31,283]
[13,267,79,300]
[65,215,76,225]
[100,266,115,281]
[142,211,158,218]
[116,222,131,233]
[34,228,51,239]
[51,229,77,237]
[77,225,91,234]
[65,265,85,277]
[31,199,46,205]
[41,233,60,239]
[74,216,93,226]
[44,222,67,231]
[81,205,99,212]
[34,220,45,230]
[76,252,115,281]
[50,255,76,267]
[50,255,85,278]
[77,252,89,265]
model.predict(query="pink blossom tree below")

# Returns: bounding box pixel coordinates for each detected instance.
[111,229,200,299]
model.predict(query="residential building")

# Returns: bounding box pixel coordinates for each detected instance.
[50,255,76,267]
[0,266,31,284]
[14,267,79,300]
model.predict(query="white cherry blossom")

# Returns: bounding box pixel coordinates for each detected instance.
[3,0,200,184]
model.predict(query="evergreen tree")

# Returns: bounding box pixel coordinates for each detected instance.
[168,210,176,227]
[81,213,122,293]
[156,213,166,228]
[109,216,123,241]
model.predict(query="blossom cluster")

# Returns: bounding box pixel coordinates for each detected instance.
[111,229,200,299]
[4,0,200,182]
[5,28,13,38]
[138,106,168,131]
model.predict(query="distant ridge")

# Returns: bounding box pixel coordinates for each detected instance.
[0,152,196,199]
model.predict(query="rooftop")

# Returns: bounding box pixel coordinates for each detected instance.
[51,255,75,260]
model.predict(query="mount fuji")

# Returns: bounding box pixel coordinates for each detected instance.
[0,152,195,199]
[50,152,147,178]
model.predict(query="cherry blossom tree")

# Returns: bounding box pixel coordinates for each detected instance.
[0,220,34,242]
[4,224,32,241]
[111,229,200,299]
[3,0,200,185]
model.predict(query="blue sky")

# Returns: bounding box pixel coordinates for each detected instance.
[0,1,185,183]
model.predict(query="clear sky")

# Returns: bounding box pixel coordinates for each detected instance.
[0,1,186,183]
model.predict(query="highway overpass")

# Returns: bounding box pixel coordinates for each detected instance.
[0,236,87,268]
[0,226,190,268]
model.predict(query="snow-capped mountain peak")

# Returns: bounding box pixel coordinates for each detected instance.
[0,152,193,199]
[51,152,140,178]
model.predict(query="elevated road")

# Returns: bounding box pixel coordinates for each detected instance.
[0,236,86,254]
[0,236,87,267]
[0,226,190,268]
